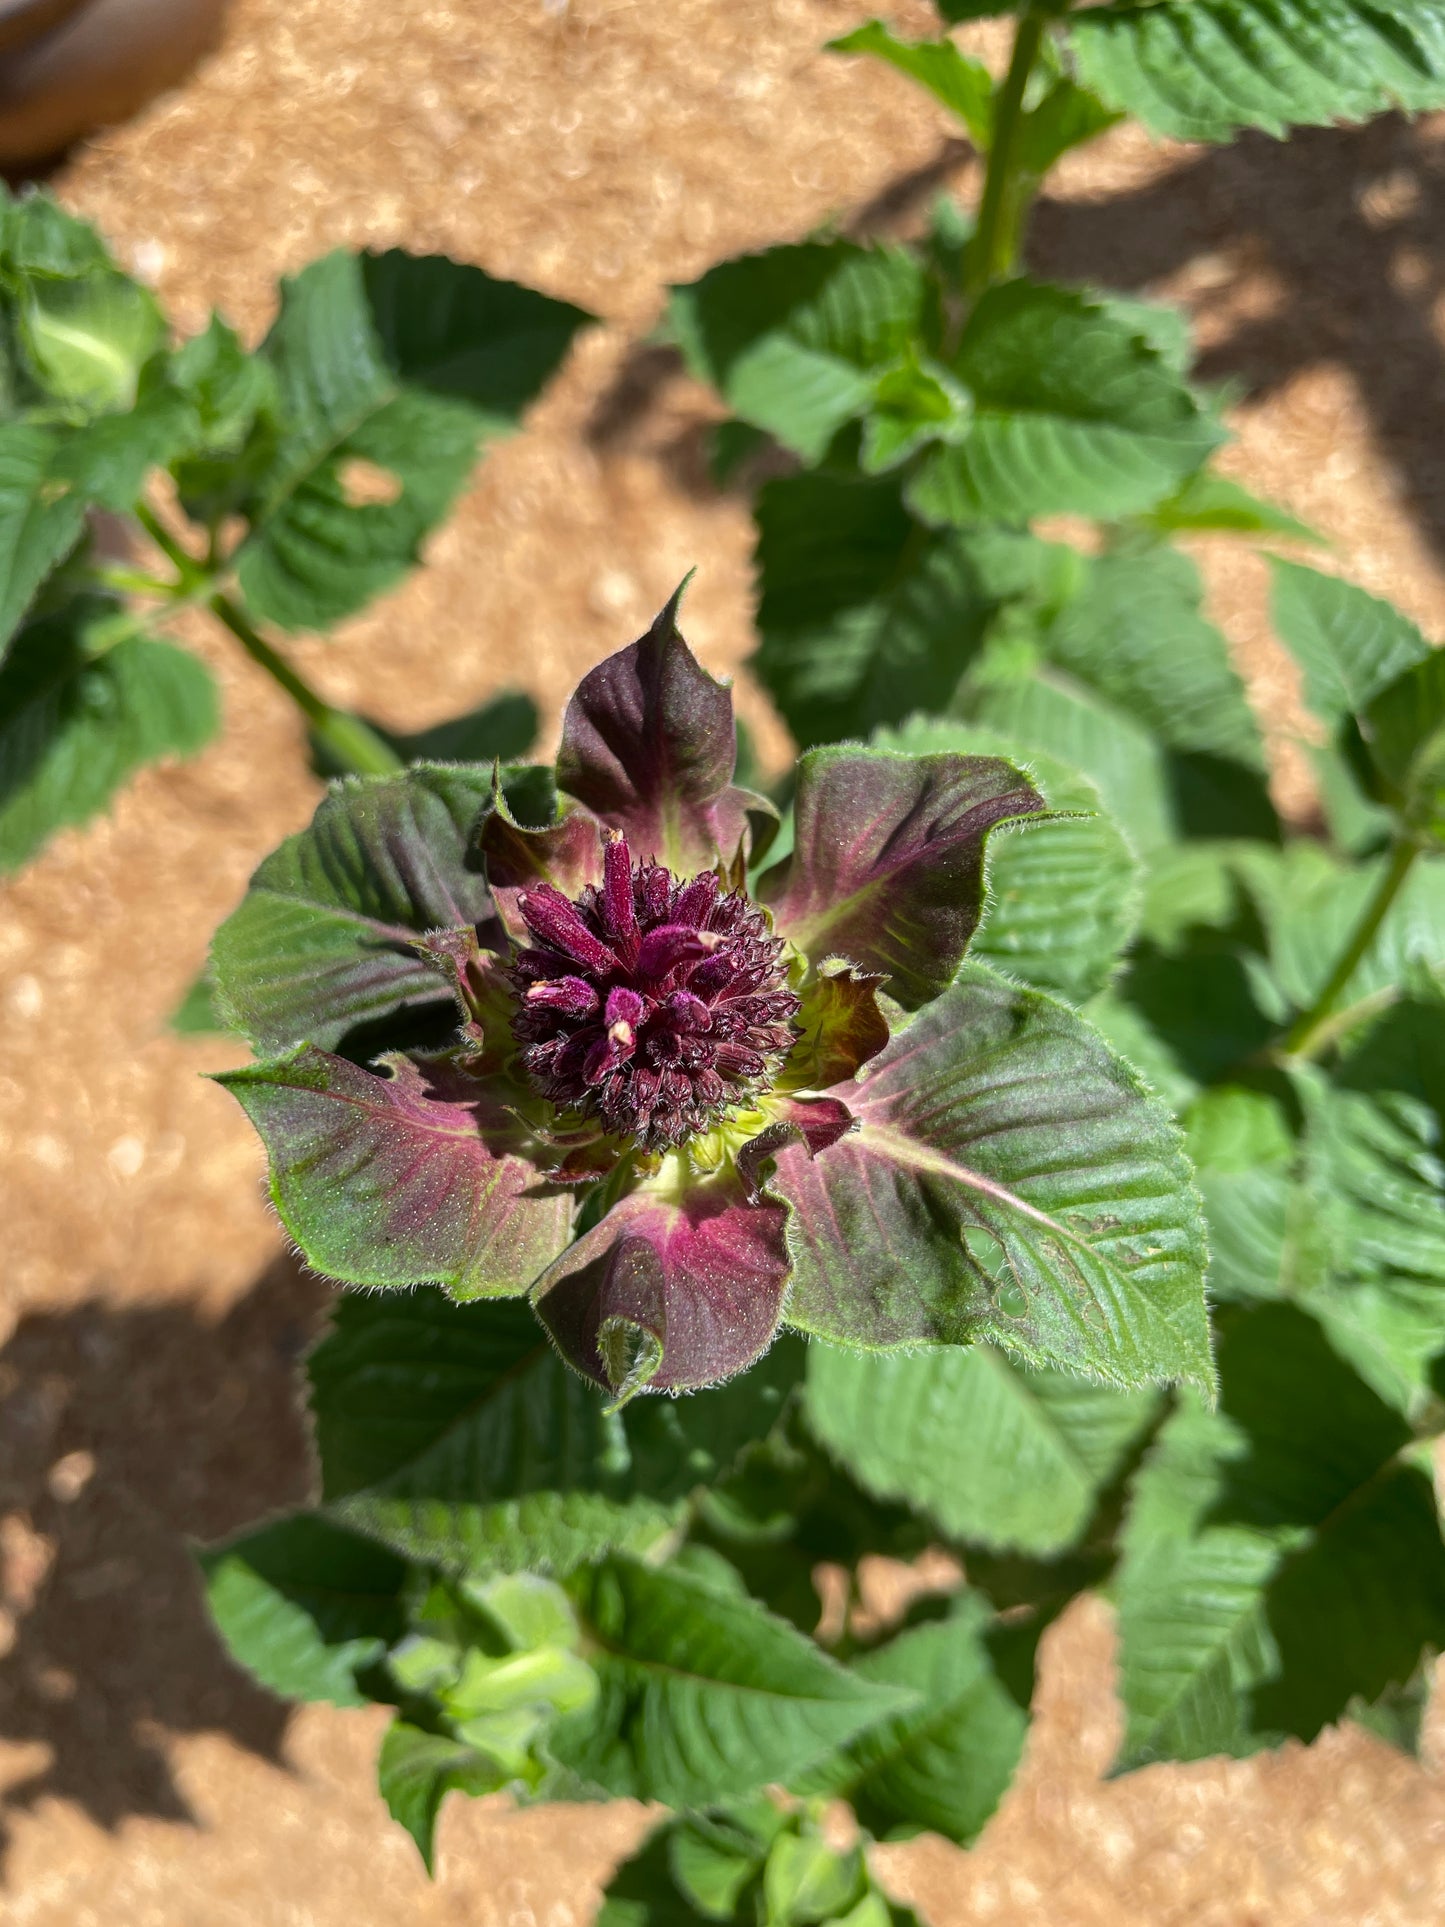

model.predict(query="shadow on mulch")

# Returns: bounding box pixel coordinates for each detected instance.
[588,113,1445,573]
[0,1256,332,1871]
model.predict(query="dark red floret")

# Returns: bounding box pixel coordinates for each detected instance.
[510,833,800,1152]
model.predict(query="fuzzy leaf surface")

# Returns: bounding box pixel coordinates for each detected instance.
[210,764,496,1052]
[235,249,590,630]
[1070,0,1445,143]
[216,1047,574,1297]
[806,1341,1158,1555]
[774,964,1212,1389]
[875,718,1141,1002]
[554,588,763,873]
[552,1556,914,1805]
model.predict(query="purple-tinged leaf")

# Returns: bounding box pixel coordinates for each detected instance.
[773,963,1211,1391]
[532,1171,792,1396]
[476,772,605,943]
[760,748,1045,1009]
[554,587,768,873]
[409,927,516,1073]
[781,965,891,1090]
[211,766,500,1054]
[216,1046,574,1299]
[738,1096,856,1204]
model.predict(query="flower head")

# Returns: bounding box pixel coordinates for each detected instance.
[217,584,1129,1403]
[511,834,799,1152]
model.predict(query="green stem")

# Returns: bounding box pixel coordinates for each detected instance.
[208,592,404,778]
[1282,837,1420,1058]
[965,6,1048,295]
[135,499,206,585]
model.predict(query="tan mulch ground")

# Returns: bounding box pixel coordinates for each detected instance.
[6,1,1445,1920]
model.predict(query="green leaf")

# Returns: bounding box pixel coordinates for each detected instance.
[1113,1303,1445,1768]
[671,1803,787,1918]
[0,598,218,874]
[1016,78,1124,176]
[750,470,998,749]
[774,963,1213,1391]
[597,1823,706,1926]
[50,382,199,512]
[0,191,165,416]
[763,1829,868,1922]
[1276,1010,1445,1410]
[804,1594,1029,1845]
[828,22,995,147]
[1142,470,1322,543]
[806,1340,1157,1555]
[933,0,1018,18]
[875,717,1142,1002]
[1182,1084,1297,1303]
[169,964,230,1035]
[198,1512,407,1708]
[377,1719,503,1875]
[234,249,591,631]
[909,280,1220,524]
[669,241,931,463]
[1042,546,1266,769]
[969,663,1178,854]
[1235,842,1445,1023]
[14,267,165,416]
[1070,0,1445,144]
[307,1289,799,1577]
[1363,650,1445,846]
[0,422,88,657]
[551,1555,914,1805]
[167,313,280,521]
[1269,559,1432,726]
[209,763,496,1053]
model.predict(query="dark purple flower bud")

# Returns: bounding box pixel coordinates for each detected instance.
[526,975,601,1017]
[510,833,800,1152]
[601,831,639,954]
[635,923,719,981]
[517,883,620,978]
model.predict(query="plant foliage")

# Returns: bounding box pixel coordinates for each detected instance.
[9,0,1429,1911]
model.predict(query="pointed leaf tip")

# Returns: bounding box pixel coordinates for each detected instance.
[555,593,760,875]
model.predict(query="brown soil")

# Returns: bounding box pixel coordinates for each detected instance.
[5,1,1445,1920]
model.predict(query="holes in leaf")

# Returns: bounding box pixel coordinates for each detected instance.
[338,457,403,507]
[962,1224,1029,1317]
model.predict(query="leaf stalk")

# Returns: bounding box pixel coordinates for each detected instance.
[207,592,404,779]
[1281,835,1421,1059]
